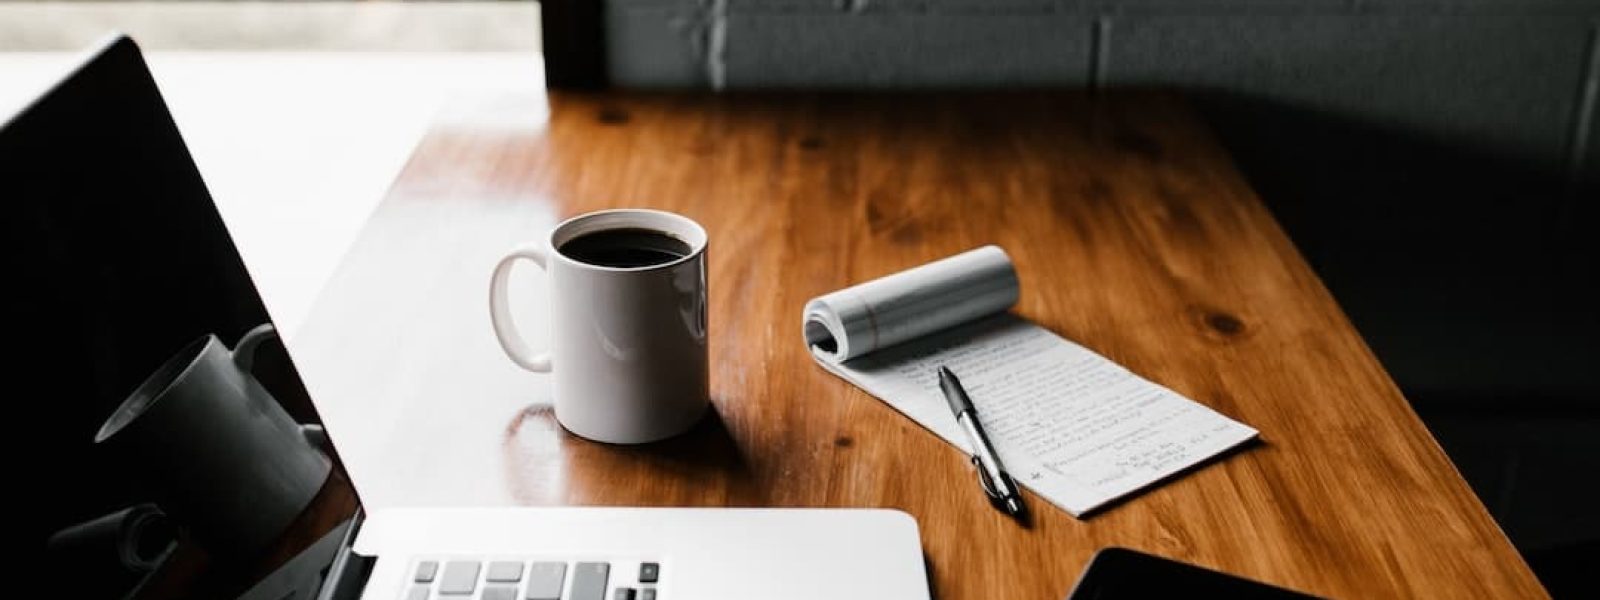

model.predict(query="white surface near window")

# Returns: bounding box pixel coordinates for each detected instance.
[0,50,545,338]
[0,1,540,51]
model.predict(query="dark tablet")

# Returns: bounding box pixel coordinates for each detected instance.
[1066,547,1319,600]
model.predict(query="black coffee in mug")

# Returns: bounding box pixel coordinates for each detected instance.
[559,227,691,268]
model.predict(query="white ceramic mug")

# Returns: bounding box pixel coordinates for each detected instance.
[489,209,710,444]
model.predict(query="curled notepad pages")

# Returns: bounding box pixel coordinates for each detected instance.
[801,244,1260,517]
[803,245,1020,363]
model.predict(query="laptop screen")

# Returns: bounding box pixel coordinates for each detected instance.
[5,36,359,599]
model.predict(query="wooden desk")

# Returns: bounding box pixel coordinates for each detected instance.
[293,91,1546,599]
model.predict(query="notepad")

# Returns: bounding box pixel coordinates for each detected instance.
[803,246,1258,517]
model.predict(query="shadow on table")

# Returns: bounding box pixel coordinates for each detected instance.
[1412,390,1600,600]
[1178,90,1599,598]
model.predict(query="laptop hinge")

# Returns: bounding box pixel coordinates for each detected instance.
[317,510,375,600]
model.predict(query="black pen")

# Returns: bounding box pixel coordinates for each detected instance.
[937,366,1027,519]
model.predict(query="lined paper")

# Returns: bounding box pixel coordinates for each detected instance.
[814,313,1258,516]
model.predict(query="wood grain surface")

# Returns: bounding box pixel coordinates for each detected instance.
[292,91,1546,599]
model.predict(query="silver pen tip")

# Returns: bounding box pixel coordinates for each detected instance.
[1003,497,1025,517]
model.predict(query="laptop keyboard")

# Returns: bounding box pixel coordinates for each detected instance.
[404,558,661,600]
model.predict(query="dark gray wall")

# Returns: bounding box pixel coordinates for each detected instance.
[607,1,1599,183]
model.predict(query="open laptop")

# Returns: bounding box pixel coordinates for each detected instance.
[8,34,929,600]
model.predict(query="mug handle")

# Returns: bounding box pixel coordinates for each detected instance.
[488,242,554,372]
[231,323,277,372]
[230,324,330,457]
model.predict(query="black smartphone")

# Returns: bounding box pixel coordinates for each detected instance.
[1066,547,1320,600]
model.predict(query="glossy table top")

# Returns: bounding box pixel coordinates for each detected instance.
[292,90,1546,599]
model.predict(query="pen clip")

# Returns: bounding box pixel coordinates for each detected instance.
[970,455,1003,501]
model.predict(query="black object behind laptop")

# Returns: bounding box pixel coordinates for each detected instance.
[1066,547,1319,600]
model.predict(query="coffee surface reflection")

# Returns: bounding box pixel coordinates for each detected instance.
[558,227,690,268]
